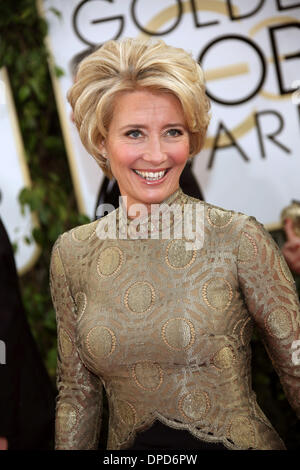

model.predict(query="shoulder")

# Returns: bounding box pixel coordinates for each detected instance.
[183,192,250,231]
[53,219,100,249]
[69,219,101,244]
[50,219,100,270]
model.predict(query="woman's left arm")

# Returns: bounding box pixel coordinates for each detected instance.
[237,216,300,418]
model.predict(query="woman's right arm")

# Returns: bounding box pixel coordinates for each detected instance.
[50,237,103,449]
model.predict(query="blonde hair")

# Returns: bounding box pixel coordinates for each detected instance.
[67,37,211,178]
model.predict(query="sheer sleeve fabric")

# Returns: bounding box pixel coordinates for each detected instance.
[50,236,103,449]
[237,216,300,419]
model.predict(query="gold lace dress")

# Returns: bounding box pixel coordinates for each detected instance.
[50,187,300,450]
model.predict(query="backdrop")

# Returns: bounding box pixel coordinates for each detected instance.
[3,0,300,274]
[40,0,300,228]
[0,67,40,274]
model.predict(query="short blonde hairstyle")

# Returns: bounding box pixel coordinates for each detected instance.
[67,37,211,179]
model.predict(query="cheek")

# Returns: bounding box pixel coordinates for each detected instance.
[174,142,190,164]
[109,145,138,169]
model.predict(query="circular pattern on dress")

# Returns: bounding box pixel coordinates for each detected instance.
[202,278,233,311]
[75,291,87,322]
[165,239,196,269]
[265,307,293,339]
[131,361,163,391]
[97,246,123,277]
[240,318,253,346]
[56,402,78,433]
[207,207,233,228]
[51,249,64,277]
[227,416,256,448]
[59,328,74,358]
[238,232,258,262]
[72,223,96,241]
[277,254,295,283]
[114,399,137,427]
[124,281,155,314]
[86,325,116,359]
[213,346,235,369]
[178,390,210,421]
[161,318,195,351]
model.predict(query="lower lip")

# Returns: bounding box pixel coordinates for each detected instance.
[132,170,169,185]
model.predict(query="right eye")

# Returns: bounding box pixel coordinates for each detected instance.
[126,129,142,138]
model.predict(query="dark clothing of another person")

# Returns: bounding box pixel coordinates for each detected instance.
[128,421,228,450]
[0,218,55,449]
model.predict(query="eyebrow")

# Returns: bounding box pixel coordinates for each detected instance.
[119,123,186,130]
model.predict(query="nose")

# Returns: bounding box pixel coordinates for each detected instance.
[142,135,168,166]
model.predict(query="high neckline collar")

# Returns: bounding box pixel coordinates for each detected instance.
[117,187,187,239]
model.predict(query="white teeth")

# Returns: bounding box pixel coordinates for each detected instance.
[134,169,167,180]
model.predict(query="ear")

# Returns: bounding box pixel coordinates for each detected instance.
[98,138,108,158]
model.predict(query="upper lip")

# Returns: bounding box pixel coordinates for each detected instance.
[133,168,169,172]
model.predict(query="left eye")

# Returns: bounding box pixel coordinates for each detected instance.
[166,129,182,137]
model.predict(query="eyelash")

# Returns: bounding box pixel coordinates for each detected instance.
[125,129,183,138]
[126,130,142,138]
[166,128,183,137]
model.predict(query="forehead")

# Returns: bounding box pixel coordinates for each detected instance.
[110,89,185,125]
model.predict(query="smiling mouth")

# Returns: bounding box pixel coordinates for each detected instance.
[132,169,169,181]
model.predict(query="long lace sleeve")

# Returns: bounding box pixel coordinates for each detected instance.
[237,216,300,419]
[50,236,103,449]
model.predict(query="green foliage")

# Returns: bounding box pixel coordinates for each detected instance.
[1,0,299,450]
[0,0,90,382]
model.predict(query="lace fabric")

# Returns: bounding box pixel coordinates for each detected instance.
[50,188,300,450]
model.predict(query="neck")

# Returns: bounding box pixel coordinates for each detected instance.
[120,187,182,220]
[116,187,187,239]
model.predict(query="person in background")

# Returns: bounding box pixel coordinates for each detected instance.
[282,218,300,276]
[0,216,55,450]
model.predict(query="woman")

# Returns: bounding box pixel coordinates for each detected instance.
[50,38,300,450]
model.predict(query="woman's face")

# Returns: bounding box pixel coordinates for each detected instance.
[102,89,190,215]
